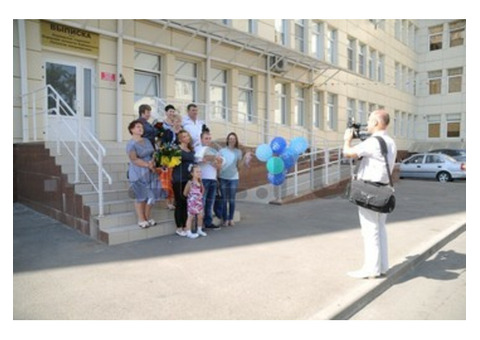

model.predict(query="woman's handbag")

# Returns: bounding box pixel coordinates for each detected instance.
[345,136,396,213]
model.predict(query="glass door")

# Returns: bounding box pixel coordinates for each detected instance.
[44,56,95,141]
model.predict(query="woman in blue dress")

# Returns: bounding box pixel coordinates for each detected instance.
[127,120,164,229]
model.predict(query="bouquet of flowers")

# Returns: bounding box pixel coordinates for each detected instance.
[155,142,181,168]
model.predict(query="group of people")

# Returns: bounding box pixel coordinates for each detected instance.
[126,103,252,239]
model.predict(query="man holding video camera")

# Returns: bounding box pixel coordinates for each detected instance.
[343,110,397,279]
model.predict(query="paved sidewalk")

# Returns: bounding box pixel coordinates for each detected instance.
[13,179,466,320]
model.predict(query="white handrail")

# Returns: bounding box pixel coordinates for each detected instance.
[21,85,112,216]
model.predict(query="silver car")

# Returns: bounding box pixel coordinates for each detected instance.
[399,153,466,182]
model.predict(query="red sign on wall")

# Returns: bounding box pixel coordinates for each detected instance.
[101,72,116,82]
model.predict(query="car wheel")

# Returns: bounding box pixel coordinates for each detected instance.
[437,171,452,182]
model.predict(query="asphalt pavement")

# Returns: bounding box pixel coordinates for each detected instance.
[13,179,466,320]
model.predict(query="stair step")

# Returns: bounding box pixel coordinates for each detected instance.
[100,221,176,245]
[95,207,173,228]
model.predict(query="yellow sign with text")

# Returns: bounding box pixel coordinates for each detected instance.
[41,21,99,57]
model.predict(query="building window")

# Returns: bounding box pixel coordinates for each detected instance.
[134,51,161,105]
[429,24,443,51]
[312,22,324,60]
[377,54,385,82]
[295,86,305,127]
[175,60,197,103]
[238,74,254,123]
[209,68,227,120]
[448,67,463,93]
[347,98,356,121]
[428,70,442,95]
[368,49,376,80]
[427,115,441,138]
[327,93,337,131]
[394,111,400,137]
[294,19,306,53]
[358,43,366,75]
[449,20,465,47]
[395,62,401,89]
[275,19,288,46]
[313,91,323,129]
[248,19,257,34]
[327,27,337,64]
[358,101,366,125]
[347,37,356,71]
[274,83,287,125]
[447,114,461,138]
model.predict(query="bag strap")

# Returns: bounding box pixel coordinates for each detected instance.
[374,136,394,187]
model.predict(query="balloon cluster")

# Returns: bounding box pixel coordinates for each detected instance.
[255,136,309,186]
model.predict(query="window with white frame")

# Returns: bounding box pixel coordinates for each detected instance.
[238,74,254,123]
[313,91,323,129]
[393,111,399,137]
[402,65,407,91]
[347,37,356,71]
[368,49,376,80]
[358,43,366,75]
[394,20,401,40]
[311,22,324,60]
[295,86,305,127]
[274,83,287,125]
[446,114,461,138]
[248,19,257,34]
[358,101,366,125]
[427,115,441,138]
[210,68,227,120]
[327,93,337,130]
[429,24,443,51]
[327,27,337,64]
[134,51,161,104]
[395,62,401,89]
[428,70,442,95]
[275,19,288,46]
[449,20,465,47]
[175,60,197,103]
[448,67,463,93]
[377,54,384,82]
[294,19,306,53]
[401,112,407,136]
[369,103,376,115]
[347,98,356,121]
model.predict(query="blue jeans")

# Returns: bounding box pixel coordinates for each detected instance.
[219,179,239,221]
[202,179,217,227]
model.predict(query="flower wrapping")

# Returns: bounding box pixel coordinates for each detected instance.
[155,142,182,168]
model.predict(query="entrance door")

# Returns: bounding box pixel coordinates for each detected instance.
[44,55,95,141]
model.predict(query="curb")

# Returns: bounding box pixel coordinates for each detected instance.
[309,220,466,320]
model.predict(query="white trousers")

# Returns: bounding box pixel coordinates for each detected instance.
[358,206,389,275]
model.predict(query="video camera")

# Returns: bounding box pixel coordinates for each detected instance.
[347,117,370,141]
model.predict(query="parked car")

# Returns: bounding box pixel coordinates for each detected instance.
[399,153,466,182]
[429,148,466,162]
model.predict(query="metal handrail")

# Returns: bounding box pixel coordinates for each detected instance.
[21,85,112,216]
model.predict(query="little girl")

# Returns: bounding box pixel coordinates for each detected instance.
[183,164,207,239]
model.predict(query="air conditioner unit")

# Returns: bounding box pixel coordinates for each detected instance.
[269,56,288,73]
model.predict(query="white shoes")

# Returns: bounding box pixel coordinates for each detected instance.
[196,228,207,237]
[185,230,199,239]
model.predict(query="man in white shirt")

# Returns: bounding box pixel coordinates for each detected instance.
[183,103,205,149]
[343,109,397,279]
[195,130,223,230]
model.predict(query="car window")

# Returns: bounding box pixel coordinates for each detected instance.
[405,155,424,164]
[426,155,444,164]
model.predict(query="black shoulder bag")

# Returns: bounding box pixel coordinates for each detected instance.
[346,136,396,213]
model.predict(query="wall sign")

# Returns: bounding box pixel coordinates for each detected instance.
[41,20,99,57]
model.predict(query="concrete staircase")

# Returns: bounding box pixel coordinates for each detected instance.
[46,141,176,245]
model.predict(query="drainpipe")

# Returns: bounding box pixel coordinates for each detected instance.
[18,20,28,142]
[205,36,211,124]
[265,55,271,144]
[116,19,123,143]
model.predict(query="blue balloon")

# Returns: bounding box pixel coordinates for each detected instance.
[290,137,308,155]
[270,137,287,155]
[255,144,273,162]
[280,149,296,170]
[268,171,286,186]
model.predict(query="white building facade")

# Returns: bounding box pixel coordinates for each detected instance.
[13,19,466,153]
